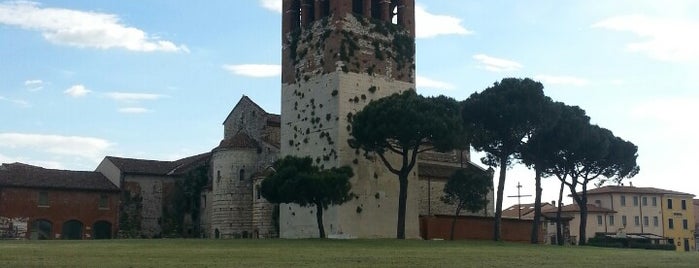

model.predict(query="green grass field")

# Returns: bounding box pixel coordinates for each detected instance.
[0,239,697,267]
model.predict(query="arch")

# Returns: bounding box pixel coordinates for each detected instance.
[214,228,220,239]
[240,168,246,181]
[352,0,363,14]
[92,221,112,239]
[62,220,84,240]
[30,219,52,240]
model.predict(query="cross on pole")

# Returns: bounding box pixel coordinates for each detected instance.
[507,182,532,219]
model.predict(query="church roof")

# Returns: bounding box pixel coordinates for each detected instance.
[502,203,555,219]
[417,161,489,180]
[105,153,210,176]
[0,163,119,192]
[216,131,260,150]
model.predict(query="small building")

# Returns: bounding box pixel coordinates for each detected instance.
[0,163,119,239]
[96,153,210,238]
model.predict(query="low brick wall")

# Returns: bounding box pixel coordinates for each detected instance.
[420,215,543,243]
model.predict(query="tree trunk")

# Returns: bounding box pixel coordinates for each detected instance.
[530,168,542,244]
[556,181,564,246]
[315,202,325,238]
[450,206,462,241]
[493,157,507,241]
[396,173,409,239]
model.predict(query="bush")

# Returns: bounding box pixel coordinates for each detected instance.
[588,235,675,251]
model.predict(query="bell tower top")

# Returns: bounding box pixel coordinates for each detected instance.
[281,0,416,84]
[283,0,415,38]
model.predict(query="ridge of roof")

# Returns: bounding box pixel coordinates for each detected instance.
[0,162,118,191]
[581,185,694,197]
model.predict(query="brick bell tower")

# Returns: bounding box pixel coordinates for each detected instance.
[280,0,418,238]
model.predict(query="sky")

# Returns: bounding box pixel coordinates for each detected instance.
[1,0,698,208]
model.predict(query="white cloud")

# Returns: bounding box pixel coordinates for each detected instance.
[630,97,699,125]
[593,15,699,62]
[416,75,455,90]
[415,4,473,38]
[534,75,589,87]
[473,54,523,72]
[118,107,151,114]
[105,92,165,102]
[64,84,91,97]
[260,0,282,13]
[0,1,188,52]
[0,95,30,107]
[0,133,112,160]
[223,64,281,78]
[24,79,43,91]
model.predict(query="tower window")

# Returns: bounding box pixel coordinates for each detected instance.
[352,0,363,14]
[240,169,246,181]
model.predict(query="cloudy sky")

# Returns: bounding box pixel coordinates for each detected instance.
[1,0,697,207]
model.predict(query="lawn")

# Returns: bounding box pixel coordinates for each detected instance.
[0,239,697,267]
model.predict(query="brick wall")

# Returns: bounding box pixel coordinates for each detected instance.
[0,187,119,239]
[420,215,544,243]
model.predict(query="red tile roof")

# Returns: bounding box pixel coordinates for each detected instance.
[0,163,118,192]
[216,132,260,150]
[581,185,694,197]
[542,204,616,213]
[417,161,489,180]
[105,153,210,176]
[502,203,556,219]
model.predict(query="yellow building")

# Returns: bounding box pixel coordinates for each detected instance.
[662,193,696,252]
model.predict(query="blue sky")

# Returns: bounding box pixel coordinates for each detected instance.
[1,0,697,207]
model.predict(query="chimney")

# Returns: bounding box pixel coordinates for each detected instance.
[629,182,634,187]
[552,201,556,207]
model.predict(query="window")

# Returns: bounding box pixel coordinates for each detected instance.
[239,168,246,181]
[633,196,639,206]
[622,216,627,226]
[594,200,601,207]
[597,215,603,225]
[652,197,657,206]
[634,216,640,226]
[38,191,49,207]
[98,194,108,209]
[620,196,626,206]
[667,199,673,209]
[681,200,687,210]
[643,216,649,226]
[683,219,688,230]
[642,197,647,206]
[256,185,261,200]
[668,219,674,229]
[609,215,615,226]
[653,216,659,227]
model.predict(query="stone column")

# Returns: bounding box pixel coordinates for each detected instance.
[380,0,391,22]
[300,0,312,27]
[363,0,372,18]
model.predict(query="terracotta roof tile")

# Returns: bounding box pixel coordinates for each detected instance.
[106,153,210,176]
[216,132,259,150]
[417,162,488,180]
[502,203,555,219]
[542,204,616,213]
[0,163,118,192]
[581,185,694,197]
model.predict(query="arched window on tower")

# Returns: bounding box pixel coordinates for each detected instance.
[352,0,363,14]
[239,168,246,181]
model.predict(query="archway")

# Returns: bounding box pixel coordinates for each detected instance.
[215,228,220,239]
[30,219,52,240]
[62,220,83,240]
[92,221,112,239]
